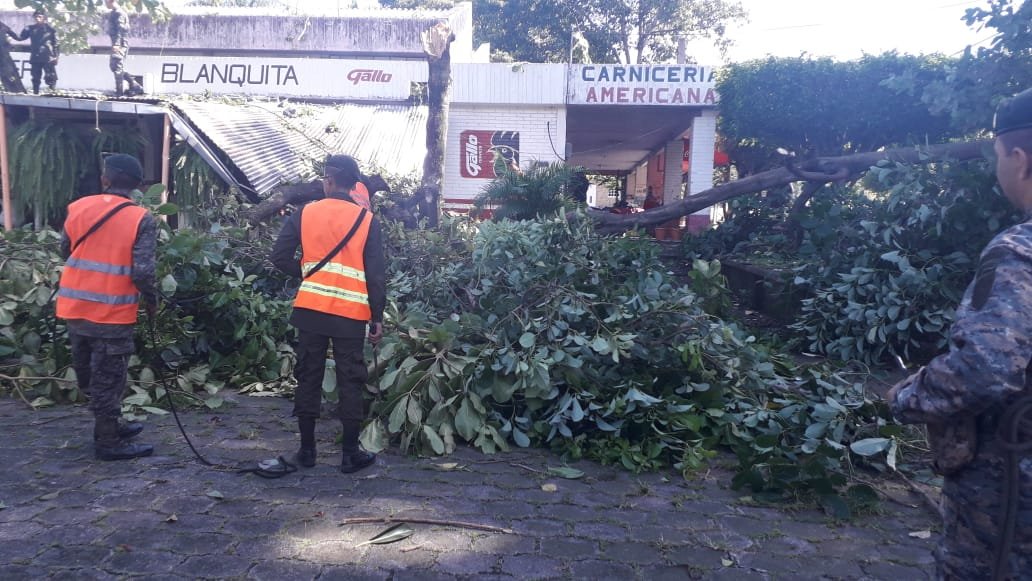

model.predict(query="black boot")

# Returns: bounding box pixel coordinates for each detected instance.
[94,417,153,461]
[114,77,123,97]
[295,417,316,467]
[117,419,143,439]
[340,420,375,474]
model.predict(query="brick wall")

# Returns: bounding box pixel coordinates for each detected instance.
[443,104,567,210]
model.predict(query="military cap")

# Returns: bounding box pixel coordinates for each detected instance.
[104,153,144,181]
[324,154,363,184]
[33,8,45,16]
[993,87,1032,135]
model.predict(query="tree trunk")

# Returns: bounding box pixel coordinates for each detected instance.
[420,23,454,225]
[0,37,26,93]
[587,140,991,234]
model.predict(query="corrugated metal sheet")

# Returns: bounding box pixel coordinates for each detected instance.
[172,100,427,197]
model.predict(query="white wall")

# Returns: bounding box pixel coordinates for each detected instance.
[443,104,567,209]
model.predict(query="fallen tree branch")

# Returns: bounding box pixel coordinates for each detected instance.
[339,517,515,535]
[587,140,992,234]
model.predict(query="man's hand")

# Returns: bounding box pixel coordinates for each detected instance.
[368,322,383,345]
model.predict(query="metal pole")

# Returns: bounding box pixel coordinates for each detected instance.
[0,104,12,232]
[161,113,171,204]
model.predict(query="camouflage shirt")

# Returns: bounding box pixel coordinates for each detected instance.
[891,217,1032,423]
[105,6,130,48]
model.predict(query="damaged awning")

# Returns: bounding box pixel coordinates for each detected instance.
[171,100,428,198]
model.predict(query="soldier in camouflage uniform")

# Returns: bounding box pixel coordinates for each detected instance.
[12,9,59,94]
[57,154,156,461]
[104,0,143,97]
[889,89,1032,580]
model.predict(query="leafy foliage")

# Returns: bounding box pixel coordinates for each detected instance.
[897,0,1032,133]
[687,155,1021,365]
[791,157,1020,364]
[8,120,88,226]
[0,190,295,411]
[717,54,955,175]
[362,212,900,506]
[473,162,579,221]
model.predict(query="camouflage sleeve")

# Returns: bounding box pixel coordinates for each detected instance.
[891,240,1032,424]
[59,229,71,260]
[131,214,158,305]
[363,217,386,324]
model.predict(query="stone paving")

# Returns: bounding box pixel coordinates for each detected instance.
[0,393,940,580]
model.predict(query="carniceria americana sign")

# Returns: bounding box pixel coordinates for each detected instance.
[567,64,718,106]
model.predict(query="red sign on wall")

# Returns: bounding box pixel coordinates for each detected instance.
[460,130,520,179]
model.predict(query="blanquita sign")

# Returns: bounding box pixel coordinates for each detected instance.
[12,55,427,100]
[566,64,718,106]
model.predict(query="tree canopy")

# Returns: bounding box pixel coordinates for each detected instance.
[717,53,956,175]
[380,0,745,64]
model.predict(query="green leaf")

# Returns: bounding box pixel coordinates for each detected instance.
[205,490,224,500]
[155,203,180,216]
[546,466,584,479]
[160,274,178,294]
[849,437,891,456]
[422,425,445,454]
[140,406,169,415]
[356,522,414,546]
[360,420,388,453]
[322,361,337,393]
[819,493,851,520]
[518,332,536,349]
[204,397,224,409]
[388,395,410,433]
[511,428,531,447]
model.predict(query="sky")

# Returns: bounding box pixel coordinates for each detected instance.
[691,0,994,63]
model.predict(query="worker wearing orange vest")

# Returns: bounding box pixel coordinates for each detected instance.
[271,154,386,474]
[56,154,157,461]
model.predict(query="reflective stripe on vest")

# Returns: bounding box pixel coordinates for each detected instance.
[293,198,372,321]
[56,194,147,325]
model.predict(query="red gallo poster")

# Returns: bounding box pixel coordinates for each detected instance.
[460,130,520,178]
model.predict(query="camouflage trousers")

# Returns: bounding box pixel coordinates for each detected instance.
[938,453,1032,580]
[109,46,136,86]
[292,332,366,422]
[69,333,133,420]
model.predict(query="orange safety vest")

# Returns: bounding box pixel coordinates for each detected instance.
[294,198,372,321]
[351,182,372,211]
[56,194,148,325]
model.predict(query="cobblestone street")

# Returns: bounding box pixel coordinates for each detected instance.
[0,394,939,580]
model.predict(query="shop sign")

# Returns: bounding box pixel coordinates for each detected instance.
[460,130,520,179]
[567,64,718,106]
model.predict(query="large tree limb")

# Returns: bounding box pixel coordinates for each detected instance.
[245,174,390,224]
[587,140,992,234]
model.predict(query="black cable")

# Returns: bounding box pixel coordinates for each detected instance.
[144,309,298,478]
[145,310,216,467]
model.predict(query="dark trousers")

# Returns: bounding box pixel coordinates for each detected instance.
[293,332,366,422]
[69,333,133,419]
[29,59,56,93]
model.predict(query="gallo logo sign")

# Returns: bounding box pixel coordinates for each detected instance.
[460,130,520,179]
[347,69,393,85]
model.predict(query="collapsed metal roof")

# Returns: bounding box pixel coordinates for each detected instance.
[171,99,428,197]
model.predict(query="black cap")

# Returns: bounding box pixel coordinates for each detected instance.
[104,153,143,181]
[324,154,363,184]
[33,8,45,16]
[994,88,1032,136]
